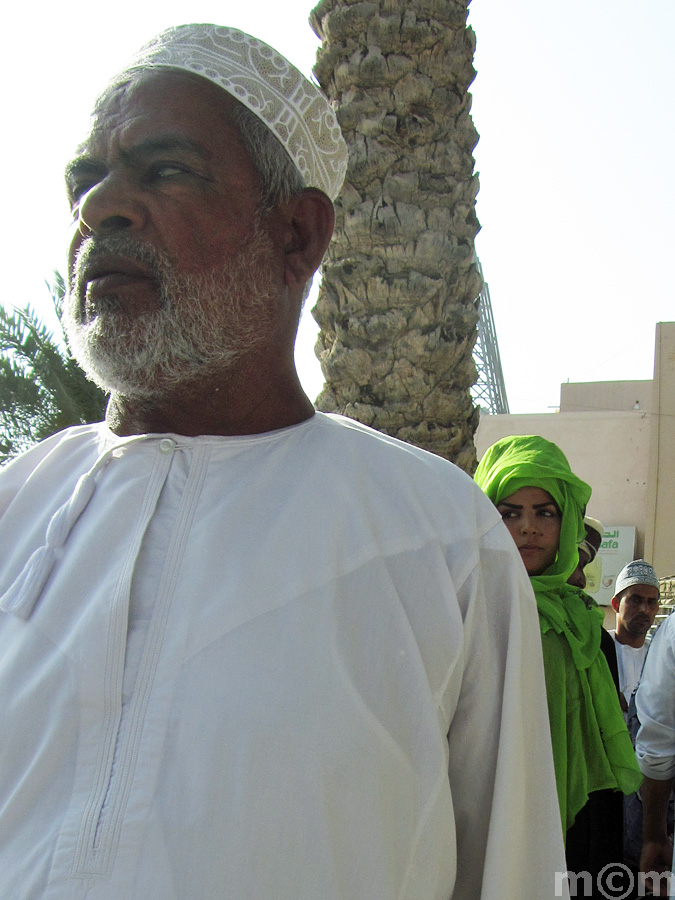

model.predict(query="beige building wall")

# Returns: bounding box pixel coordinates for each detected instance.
[560,380,652,414]
[475,411,650,557]
[474,323,675,576]
[645,323,675,576]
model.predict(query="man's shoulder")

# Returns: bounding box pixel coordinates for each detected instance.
[0,424,106,510]
[316,413,472,481]
[654,613,675,648]
[311,413,504,540]
[2,423,106,471]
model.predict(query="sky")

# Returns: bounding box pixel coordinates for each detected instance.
[3,0,673,414]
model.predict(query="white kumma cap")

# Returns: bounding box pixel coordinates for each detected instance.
[115,24,348,201]
[615,559,660,595]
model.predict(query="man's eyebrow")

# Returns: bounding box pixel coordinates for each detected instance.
[120,135,211,163]
[64,156,106,186]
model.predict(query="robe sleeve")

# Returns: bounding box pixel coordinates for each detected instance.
[637,616,675,781]
[447,517,569,900]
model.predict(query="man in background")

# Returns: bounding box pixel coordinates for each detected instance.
[567,515,603,592]
[610,560,660,713]
[611,560,663,882]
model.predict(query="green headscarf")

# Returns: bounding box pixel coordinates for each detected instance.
[475,435,642,833]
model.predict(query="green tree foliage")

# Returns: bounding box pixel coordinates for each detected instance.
[0,273,108,464]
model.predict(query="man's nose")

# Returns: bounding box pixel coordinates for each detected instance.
[77,174,146,235]
[569,567,586,590]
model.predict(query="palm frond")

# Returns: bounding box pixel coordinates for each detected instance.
[0,275,108,464]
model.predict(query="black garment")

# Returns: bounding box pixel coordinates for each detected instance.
[601,628,620,693]
[565,789,628,899]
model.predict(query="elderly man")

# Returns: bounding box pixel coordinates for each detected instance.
[610,559,661,713]
[606,561,662,880]
[568,518,621,695]
[568,516,603,592]
[0,25,566,900]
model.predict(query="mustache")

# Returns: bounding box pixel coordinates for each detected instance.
[71,234,166,291]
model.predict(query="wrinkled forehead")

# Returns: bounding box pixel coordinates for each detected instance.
[89,69,231,137]
[73,68,242,161]
[585,528,602,551]
[619,584,660,601]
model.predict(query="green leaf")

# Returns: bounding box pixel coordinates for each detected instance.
[0,274,108,464]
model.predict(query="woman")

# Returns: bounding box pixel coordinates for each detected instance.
[475,435,642,880]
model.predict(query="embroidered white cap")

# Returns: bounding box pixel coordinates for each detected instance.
[113,24,347,201]
[615,559,660,595]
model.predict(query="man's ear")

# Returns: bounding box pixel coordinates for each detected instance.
[278,188,335,289]
[611,596,620,614]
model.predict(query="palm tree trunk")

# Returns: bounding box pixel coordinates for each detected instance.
[310,0,482,472]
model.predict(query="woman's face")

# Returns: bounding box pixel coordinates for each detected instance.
[496,486,561,575]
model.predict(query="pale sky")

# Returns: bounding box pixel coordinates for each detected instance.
[3,0,673,413]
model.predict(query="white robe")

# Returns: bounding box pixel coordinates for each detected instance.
[636,613,675,897]
[0,412,567,900]
[609,628,650,716]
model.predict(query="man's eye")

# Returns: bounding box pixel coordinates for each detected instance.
[69,180,96,204]
[150,163,189,180]
[68,184,96,218]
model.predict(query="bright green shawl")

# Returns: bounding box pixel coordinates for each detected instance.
[475,435,642,833]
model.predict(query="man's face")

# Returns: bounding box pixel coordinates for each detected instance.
[64,70,288,396]
[567,524,602,590]
[612,585,660,639]
[568,548,591,590]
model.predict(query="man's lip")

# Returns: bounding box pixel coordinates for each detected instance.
[85,272,152,294]
[83,256,154,285]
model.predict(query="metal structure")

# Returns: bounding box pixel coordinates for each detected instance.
[471,260,509,414]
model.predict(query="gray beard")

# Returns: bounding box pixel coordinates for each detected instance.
[64,223,281,399]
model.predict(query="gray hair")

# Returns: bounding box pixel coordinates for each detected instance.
[232,105,312,302]
[231,102,306,208]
